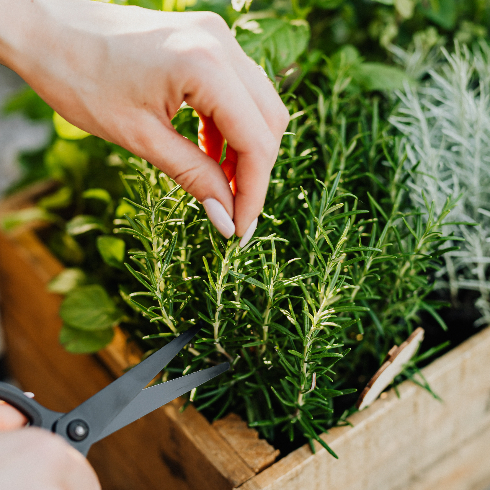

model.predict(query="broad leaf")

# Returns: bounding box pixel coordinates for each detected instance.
[83,188,112,205]
[60,285,123,331]
[3,86,53,120]
[53,112,90,140]
[313,0,346,8]
[1,207,57,231]
[38,186,73,210]
[66,215,108,235]
[44,140,89,184]
[235,18,310,73]
[97,235,126,268]
[59,323,114,353]
[48,268,87,294]
[418,0,456,30]
[355,63,416,91]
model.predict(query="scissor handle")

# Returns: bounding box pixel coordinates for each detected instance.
[0,382,61,430]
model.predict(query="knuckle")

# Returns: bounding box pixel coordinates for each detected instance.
[196,11,229,33]
[194,39,225,68]
[174,35,224,78]
[256,131,280,165]
[173,165,204,196]
[277,104,291,132]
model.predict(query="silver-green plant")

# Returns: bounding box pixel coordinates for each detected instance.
[391,41,490,326]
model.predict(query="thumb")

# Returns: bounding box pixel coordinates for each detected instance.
[131,115,236,238]
[0,401,28,431]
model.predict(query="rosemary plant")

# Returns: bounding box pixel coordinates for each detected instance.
[113,155,369,455]
[101,56,457,454]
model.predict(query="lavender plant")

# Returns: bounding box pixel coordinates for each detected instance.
[390,41,490,326]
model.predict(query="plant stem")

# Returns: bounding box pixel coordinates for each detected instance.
[212,244,234,361]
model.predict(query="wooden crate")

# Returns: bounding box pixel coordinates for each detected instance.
[1,186,490,490]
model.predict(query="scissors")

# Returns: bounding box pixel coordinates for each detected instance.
[0,323,229,456]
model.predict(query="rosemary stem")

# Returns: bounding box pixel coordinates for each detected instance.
[212,246,233,361]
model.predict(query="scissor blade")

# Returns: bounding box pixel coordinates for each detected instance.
[56,324,202,446]
[95,363,230,442]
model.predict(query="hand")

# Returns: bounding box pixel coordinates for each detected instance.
[0,400,27,431]
[0,401,101,489]
[0,0,290,240]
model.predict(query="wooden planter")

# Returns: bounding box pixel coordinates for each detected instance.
[1,185,490,490]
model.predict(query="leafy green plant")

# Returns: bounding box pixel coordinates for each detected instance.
[1,0,465,457]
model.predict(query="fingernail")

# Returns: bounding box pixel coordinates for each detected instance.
[202,199,235,239]
[239,218,258,248]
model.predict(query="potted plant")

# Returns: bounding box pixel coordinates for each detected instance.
[1,1,490,489]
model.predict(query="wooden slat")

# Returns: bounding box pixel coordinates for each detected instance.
[408,421,490,490]
[213,414,280,473]
[239,325,490,490]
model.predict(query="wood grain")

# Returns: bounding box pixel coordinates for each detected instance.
[239,325,490,490]
[213,414,280,473]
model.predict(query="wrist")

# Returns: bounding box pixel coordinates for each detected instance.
[0,0,36,71]
[0,0,95,80]
[0,0,72,78]
[0,0,112,117]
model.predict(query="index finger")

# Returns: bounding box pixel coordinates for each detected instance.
[186,63,284,237]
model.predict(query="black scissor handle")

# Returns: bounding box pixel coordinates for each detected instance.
[0,382,61,430]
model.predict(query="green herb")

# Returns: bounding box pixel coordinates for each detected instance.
[85,61,455,450]
[2,0,474,455]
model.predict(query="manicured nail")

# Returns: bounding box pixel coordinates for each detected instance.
[202,199,235,239]
[239,218,258,248]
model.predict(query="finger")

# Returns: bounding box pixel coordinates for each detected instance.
[0,401,28,431]
[187,64,279,236]
[198,24,289,139]
[231,50,290,139]
[0,428,101,490]
[62,440,101,490]
[128,114,236,239]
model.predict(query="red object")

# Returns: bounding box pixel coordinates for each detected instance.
[197,114,237,195]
